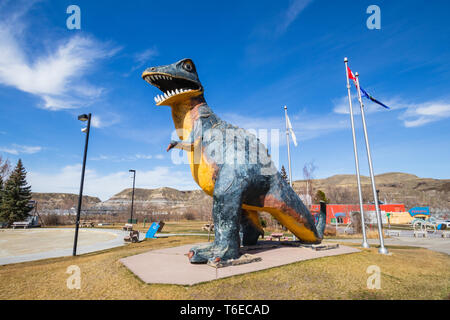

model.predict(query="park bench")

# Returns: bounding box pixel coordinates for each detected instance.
[122,223,133,231]
[414,230,427,238]
[386,230,401,237]
[12,221,30,229]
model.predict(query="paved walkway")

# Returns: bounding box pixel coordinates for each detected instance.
[120,242,360,285]
[326,237,450,255]
[0,228,125,265]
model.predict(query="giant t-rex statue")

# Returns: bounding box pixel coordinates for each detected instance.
[142,58,326,264]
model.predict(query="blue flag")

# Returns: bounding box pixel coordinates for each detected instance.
[359,87,390,109]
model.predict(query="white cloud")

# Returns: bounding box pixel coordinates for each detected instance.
[125,47,159,76]
[0,144,42,155]
[91,114,120,128]
[332,94,398,115]
[134,48,158,65]
[0,4,119,111]
[277,0,314,34]
[333,93,450,128]
[135,154,153,160]
[28,164,198,201]
[402,102,450,127]
[89,153,164,162]
[222,110,347,143]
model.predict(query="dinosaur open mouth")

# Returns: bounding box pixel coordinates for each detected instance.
[142,72,202,105]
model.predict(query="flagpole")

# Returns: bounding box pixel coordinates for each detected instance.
[284,106,293,187]
[284,106,296,241]
[344,58,370,249]
[355,72,388,255]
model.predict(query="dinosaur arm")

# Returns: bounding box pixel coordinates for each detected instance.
[167,115,204,152]
[167,139,194,152]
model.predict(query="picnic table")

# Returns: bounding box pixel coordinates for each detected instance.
[80,222,94,228]
[264,233,289,241]
[124,230,140,243]
[122,223,133,231]
[202,224,214,232]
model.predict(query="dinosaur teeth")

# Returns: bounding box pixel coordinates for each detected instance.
[171,90,175,96]
[175,89,180,94]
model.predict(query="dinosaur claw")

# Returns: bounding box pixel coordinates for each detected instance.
[166,141,178,152]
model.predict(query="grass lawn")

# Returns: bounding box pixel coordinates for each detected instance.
[0,235,448,300]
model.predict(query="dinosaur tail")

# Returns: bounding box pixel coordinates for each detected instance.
[315,201,327,239]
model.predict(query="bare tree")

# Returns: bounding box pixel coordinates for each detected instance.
[302,161,317,206]
[0,156,11,180]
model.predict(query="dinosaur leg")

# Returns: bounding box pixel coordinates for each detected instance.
[188,171,245,264]
[260,173,324,243]
[240,209,264,246]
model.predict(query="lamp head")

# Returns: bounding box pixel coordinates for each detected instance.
[78,114,89,122]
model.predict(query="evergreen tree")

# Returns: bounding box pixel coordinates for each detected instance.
[313,189,330,204]
[0,159,32,223]
[280,165,288,182]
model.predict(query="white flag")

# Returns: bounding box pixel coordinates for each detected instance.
[286,114,298,147]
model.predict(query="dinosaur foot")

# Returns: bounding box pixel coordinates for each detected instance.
[187,243,239,264]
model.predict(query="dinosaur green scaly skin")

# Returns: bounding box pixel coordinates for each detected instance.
[142,58,326,264]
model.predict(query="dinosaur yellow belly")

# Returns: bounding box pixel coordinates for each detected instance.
[188,150,216,196]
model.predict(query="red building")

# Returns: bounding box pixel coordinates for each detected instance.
[310,203,406,224]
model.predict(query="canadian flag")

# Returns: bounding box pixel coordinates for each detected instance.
[347,66,357,85]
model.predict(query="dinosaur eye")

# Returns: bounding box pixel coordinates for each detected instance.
[183,61,193,72]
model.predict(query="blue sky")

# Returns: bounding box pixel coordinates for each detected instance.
[0,0,449,200]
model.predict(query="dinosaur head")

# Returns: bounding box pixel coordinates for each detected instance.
[142,58,204,106]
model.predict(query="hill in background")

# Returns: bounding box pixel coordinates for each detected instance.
[32,172,450,217]
[292,172,450,213]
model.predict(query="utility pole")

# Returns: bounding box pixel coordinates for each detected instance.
[73,113,91,256]
[129,169,136,223]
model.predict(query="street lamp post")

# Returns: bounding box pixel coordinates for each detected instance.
[129,169,136,224]
[73,113,91,256]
